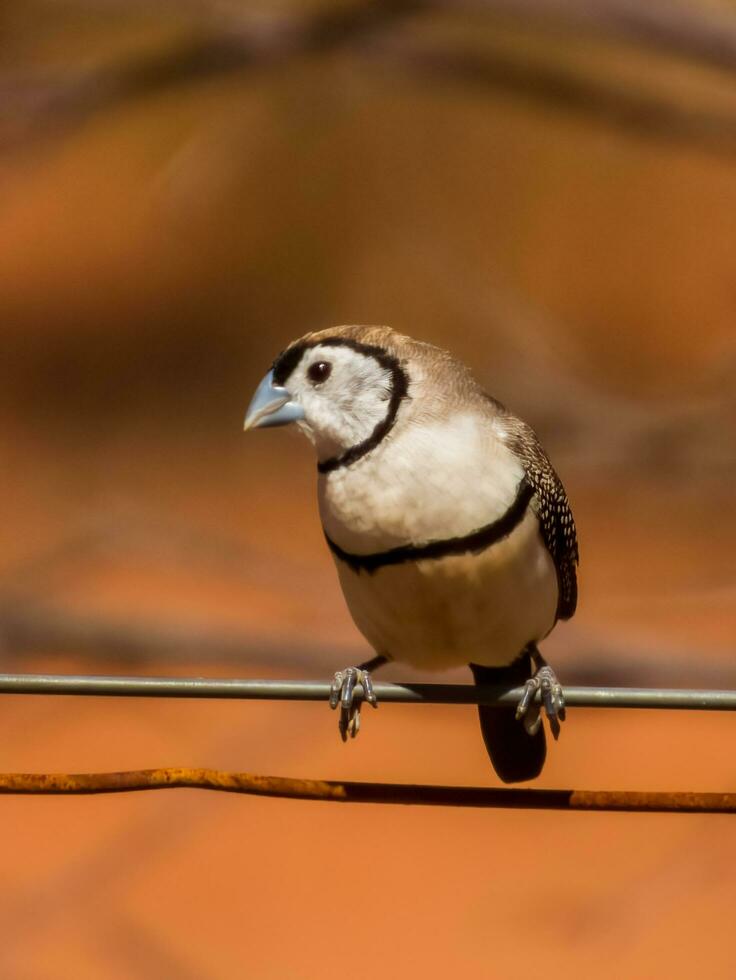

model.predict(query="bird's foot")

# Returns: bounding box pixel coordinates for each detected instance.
[329,667,378,741]
[515,665,566,740]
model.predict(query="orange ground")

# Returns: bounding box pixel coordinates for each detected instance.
[0,431,734,979]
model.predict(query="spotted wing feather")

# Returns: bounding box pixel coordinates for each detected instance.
[502,416,579,621]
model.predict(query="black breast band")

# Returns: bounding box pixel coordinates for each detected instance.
[324,478,535,574]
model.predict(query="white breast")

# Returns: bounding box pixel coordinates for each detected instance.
[333,509,558,670]
[319,413,525,551]
[318,409,559,670]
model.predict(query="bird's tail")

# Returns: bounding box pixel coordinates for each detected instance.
[469,649,545,784]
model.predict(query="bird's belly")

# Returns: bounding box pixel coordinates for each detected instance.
[334,511,558,670]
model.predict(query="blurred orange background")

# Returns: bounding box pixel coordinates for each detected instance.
[1,1,736,977]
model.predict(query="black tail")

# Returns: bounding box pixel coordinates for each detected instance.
[469,650,545,784]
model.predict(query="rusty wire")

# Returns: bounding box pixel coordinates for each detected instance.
[0,769,733,813]
[0,672,734,812]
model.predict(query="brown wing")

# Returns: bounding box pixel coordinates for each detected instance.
[503,415,579,621]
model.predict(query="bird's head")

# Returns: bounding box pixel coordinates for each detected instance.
[244,326,411,471]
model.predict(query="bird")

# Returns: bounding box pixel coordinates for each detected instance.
[243,325,578,783]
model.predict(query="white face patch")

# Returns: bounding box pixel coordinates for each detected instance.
[284,343,397,462]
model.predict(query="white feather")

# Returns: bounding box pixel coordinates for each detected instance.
[319,413,525,550]
[333,510,558,669]
[283,333,560,669]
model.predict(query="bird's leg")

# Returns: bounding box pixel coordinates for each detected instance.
[515,647,566,740]
[329,654,387,741]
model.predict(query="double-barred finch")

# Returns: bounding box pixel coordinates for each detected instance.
[244,325,579,783]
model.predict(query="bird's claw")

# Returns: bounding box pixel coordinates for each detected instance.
[515,665,566,740]
[329,667,378,741]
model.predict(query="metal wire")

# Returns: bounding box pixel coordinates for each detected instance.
[0,768,733,812]
[0,672,733,812]
[0,672,735,710]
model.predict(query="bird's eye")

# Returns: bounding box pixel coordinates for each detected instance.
[307,361,332,385]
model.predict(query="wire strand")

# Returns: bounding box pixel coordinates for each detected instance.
[1,673,734,811]
[0,768,733,812]
[0,672,735,710]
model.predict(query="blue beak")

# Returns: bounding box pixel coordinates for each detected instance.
[243,370,305,431]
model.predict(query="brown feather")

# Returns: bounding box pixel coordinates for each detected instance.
[500,413,579,620]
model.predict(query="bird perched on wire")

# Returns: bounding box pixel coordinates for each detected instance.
[244,325,578,783]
